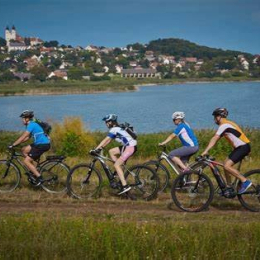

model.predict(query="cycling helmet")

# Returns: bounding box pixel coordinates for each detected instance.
[172,111,185,120]
[212,108,228,118]
[102,114,118,123]
[20,110,34,119]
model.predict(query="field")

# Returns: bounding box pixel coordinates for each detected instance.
[1,185,260,259]
[1,126,260,259]
[0,76,258,96]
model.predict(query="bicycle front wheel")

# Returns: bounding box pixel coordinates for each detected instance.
[40,161,70,194]
[0,160,21,193]
[67,163,102,199]
[144,160,170,192]
[237,169,260,212]
[171,171,214,212]
[125,165,159,201]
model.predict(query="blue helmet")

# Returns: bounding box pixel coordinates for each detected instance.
[102,114,118,123]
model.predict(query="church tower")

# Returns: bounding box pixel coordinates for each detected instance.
[5,25,16,46]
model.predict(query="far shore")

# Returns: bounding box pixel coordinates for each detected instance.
[0,78,260,97]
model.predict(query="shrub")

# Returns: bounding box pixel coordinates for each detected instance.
[50,117,97,157]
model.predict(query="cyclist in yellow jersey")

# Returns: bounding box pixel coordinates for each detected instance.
[201,108,251,194]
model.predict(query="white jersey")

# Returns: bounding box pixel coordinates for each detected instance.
[107,126,137,146]
[216,119,250,148]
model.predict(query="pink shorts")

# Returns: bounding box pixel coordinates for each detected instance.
[119,146,137,162]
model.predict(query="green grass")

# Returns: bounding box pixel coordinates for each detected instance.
[0,76,259,96]
[0,212,260,259]
[1,127,260,161]
[1,126,260,259]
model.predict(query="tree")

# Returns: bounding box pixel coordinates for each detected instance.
[43,41,59,47]
[30,66,49,81]
[67,67,86,80]
[0,71,16,81]
[0,37,6,47]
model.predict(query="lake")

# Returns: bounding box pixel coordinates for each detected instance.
[1,81,260,133]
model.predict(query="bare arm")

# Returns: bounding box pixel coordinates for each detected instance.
[201,135,221,156]
[96,136,112,150]
[13,131,31,146]
[159,133,176,146]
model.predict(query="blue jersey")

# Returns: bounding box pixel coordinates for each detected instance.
[174,123,198,147]
[26,121,50,145]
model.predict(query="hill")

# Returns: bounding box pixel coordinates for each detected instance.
[145,38,252,59]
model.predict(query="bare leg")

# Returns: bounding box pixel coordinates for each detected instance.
[224,159,247,183]
[171,156,188,170]
[114,158,127,186]
[109,147,120,162]
[21,145,31,157]
[24,156,41,178]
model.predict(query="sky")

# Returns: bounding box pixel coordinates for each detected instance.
[0,0,260,54]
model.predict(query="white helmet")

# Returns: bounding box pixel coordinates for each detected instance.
[172,111,185,120]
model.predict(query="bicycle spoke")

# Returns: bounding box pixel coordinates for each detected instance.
[238,170,260,212]
[40,161,69,194]
[125,165,159,201]
[67,164,102,199]
[171,172,214,212]
[0,161,20,193]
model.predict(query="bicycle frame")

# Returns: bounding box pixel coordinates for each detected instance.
[195,157,243,192]
[4,148,65,181]
[154,146,183,175]
[88,153,115,181]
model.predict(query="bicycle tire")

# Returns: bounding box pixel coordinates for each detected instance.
[0,160,21,193]
[237,169,260,212]
[144,160,170,193]
[124,164,159,201]
[67,163,102,199]
[40,161,70,194]
[171,170,214,212]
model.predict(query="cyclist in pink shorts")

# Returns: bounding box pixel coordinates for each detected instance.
[95,114,137,195]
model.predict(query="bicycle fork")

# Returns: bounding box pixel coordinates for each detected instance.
[2,162,11,179]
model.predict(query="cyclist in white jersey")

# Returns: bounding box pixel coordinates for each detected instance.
[95,114,137,195]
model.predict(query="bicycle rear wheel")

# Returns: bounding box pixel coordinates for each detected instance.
[144,160,170,192]
[0,160,21,193]
[171,171,214,212]
[237,169,260,212]
[124,165,159,201]
[40,161,70,194]
[67,163,102,199]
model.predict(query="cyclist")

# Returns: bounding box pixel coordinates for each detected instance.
[94,114,137,195]
[159,111,199,172]
[9,110,51,185]
[201,108,251,194]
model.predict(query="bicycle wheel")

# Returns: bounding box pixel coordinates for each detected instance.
[67,163,102,199]
[40,161,70,194]
[171,171,214,212]
[0,160,21,193]
[124,165,159,201]
[144,160,170,192]
[237,169,260,212]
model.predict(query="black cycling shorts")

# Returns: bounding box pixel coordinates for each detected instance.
[28,144,51,160]
[229,143,251,164]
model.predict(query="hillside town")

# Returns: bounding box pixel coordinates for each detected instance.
[0,26,260,82]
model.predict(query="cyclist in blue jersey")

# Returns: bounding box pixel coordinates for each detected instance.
[159,111,199,172]
[10,110,51,185]
[94,114,137,195]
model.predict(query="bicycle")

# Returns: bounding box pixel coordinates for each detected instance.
[171,155,260,212]
[144,145,197,193]
[0,147,70,194]
[66,149,159,201]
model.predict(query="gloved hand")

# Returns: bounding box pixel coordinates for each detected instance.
[8,144,14,150]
